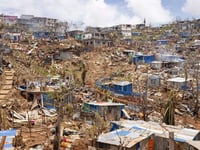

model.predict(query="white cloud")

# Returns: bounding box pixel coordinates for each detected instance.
[125,0,172,25]
[182,0,200,17]
[0,0,172,28]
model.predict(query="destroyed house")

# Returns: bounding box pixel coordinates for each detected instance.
[150,61,162,70]
[180,32,191,39]
[158,54,185,68]
[133,54,156,64]
[96,127,153,150]
[148,74,161,88]
[33,31,51,39]
[68,30,83,41]
[83,102,125,121]
[5,33,21,42]
[103,120,200,150]
[17,76,72,109]
[53,48,74,61]
[83,32,112,48]
[167,77,192,90]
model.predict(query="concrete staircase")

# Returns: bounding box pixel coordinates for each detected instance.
[0,70,14,104]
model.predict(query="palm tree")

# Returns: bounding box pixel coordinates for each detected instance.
[163,90,177,125]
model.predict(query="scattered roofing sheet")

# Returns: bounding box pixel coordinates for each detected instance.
[0,129,17,150]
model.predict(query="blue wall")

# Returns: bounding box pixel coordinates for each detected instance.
[133,55,156,64]
[96,78,142,96]
[157,40,168,45]
[113,83,133,95]
[33,32,51,39]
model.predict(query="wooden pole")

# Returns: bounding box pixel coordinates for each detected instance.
[169,132,175,150]
[0,136,6,150]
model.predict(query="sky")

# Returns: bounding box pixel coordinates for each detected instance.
[0,0,200,29]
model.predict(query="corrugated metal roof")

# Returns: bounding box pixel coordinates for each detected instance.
[0,129,16,150]
[97,127,153,148]
[111,120,200,142]
[186,141,200,149]
[167,77,192,83]
[87,101,124,106]
[114,81,132,86]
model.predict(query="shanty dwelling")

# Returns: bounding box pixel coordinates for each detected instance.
[150,61,162,70]
[94,127,154,150]
[133,54,156,64]
[16,76,70,109]
[168,67,184,78]
[82,102,125,121]
[94,120,200,150]
[180,32,191,39]
[158,54,185,68]
[167,77,192,90]
[5,33,21,42]
[53,49,74,61]
[148,75,161,88]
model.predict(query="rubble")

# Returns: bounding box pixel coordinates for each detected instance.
[0,15,200,150]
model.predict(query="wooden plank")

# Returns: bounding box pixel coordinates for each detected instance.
[0,136,6,150]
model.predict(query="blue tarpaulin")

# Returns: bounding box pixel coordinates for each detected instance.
[0,129,16,149]
[116,130,130,136]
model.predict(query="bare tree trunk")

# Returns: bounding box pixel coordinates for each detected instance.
[53,102,62,150]
[194,79,199,118]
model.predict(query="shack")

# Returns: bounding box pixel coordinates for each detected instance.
[5,33,21,42]
[96,127,153,150]
[150,61,162,70]
[53,49,74,61]
[168,67,184,77]
[106,120,200,150]
[158,54,185,68]
[133,54,156,64]
[83,102,125,121]
[167,77,192,90]
[148,74,161,88]
[17,76,71,109]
